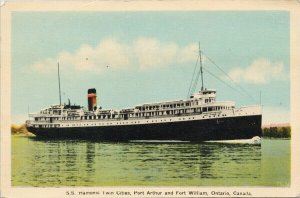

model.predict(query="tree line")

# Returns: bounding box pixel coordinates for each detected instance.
[262,126,291,138]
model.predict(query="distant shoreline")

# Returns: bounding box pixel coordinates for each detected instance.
[262,125,291,138]
[11,124,34,136]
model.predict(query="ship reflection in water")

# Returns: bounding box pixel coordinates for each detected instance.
[12,137,290,186]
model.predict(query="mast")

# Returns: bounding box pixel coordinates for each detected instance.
[259,91,262,105]
[58,62,62,106]
[186,41,205,98]
[199,42,204,91]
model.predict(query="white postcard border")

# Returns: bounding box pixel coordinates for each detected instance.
[1,1,300,197]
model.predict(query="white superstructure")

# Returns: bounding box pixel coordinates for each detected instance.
[26,89,261,129]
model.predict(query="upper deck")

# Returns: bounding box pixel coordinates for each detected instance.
[26,87,262,130]
[27,89,238,122]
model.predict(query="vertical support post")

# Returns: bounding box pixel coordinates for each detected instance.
[259,91,262,105]
[199,42,204,91]
[58,62,62,106]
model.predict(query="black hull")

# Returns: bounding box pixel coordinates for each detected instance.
[27,115,262,142]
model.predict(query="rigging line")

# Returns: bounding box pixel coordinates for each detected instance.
[202,67,250,98]
[202,52,257,102]
[191,47,203,95]
[186,55,200,98]
[188,55,200,97]
[191,63,202,95]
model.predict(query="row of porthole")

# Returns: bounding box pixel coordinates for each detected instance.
[65,118,176,127]
[43,115,214,128]
[61,116,197,127]
[39,114,236,128]
[41,114,250,128]
[38,111,235,125]
[59,114,232,127]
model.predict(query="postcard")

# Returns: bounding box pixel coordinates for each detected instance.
[1,0,300,197]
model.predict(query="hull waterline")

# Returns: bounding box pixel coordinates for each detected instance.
[27,115,262,141]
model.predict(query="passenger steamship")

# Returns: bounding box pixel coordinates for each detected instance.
[26,45,262,141]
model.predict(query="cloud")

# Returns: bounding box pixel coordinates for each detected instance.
[31,38,198,73]
[133,37,178,69]
[262,106,290,125]
[227,58,288,84]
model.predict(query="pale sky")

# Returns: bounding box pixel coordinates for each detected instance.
[12,11,290,125]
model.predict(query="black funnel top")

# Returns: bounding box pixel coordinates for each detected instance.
[88,88,96,94]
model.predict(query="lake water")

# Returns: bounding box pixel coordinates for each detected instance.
[12,137,290,186]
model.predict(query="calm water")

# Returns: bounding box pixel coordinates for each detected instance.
[12,137,290,186]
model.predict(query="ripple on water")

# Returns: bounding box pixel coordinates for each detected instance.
[12,137,290,186]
